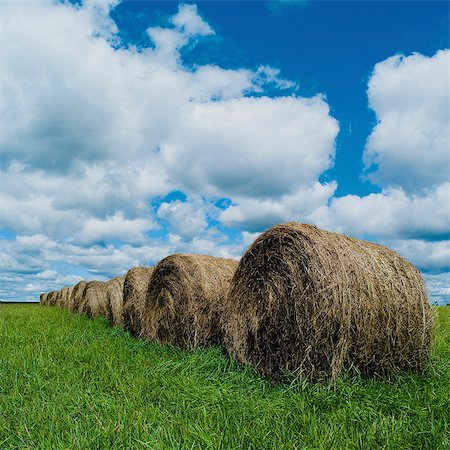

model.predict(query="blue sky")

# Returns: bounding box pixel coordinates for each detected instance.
[0,0,449,303]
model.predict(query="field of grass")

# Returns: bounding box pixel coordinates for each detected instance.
[0,304,448,449]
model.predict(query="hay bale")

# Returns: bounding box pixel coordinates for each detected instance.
[106,276,125,327]
[58,286,73,310]
[123,266,154,337]
[39,292,48,305]
[141,254,238,349]
[80,280,107,318]
[46,291,58,306]
[223,222,432,381]
[55,290,64,308]
[69,281,87,313]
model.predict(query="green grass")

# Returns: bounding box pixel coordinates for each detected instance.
[0,305,449,450]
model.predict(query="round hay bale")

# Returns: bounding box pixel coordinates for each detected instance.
[39,292,48,305]
[47,291,58,306]
[69,281,87,313]
[142,254,238,349]
[59,286,73,310]
[80,280,107,318]
[106,276,125,327]
[223,222,432,381]
[55,290,64,308]
[123,266,154,337]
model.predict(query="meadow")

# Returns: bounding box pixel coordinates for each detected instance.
[0,304,448,449]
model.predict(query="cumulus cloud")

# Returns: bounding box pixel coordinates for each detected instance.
[311,183,450,241]
[307,49,450,276]
[0,2,447,302]
[386,239,450,273]
[162,96,338,198]
[157,197,212,241]
[364,50,450,191]
[75,212,155,245]
[219,182,337,231]
[0,0,337,269]
[424,272,450,305]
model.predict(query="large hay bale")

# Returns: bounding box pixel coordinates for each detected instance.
[123,266,154,337]
[223,222,432,381]
[80,280,107,318]
[39,292,48,305]
[106,276,125,327]
[69,281,87,313]
[142,254,238,349]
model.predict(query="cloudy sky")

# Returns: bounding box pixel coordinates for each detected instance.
[0,0,448,304]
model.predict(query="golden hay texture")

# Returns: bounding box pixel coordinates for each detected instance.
[223,222,432,381]
[69,281,87,313]
[39,292,48,305]
[80,281,107,318]
[106,276,125,327]
[142,254,238,349]
[123,266,154,337]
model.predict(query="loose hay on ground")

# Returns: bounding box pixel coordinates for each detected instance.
[123,266,154,337]
[223,222,432,381]
[142,254,238,349]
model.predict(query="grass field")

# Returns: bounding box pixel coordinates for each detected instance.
[0,305,448,449]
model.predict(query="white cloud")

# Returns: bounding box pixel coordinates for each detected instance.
[162,96,339,198]
[311,183,450,241]
[170,3,214,37]
[424,272,450,305]
[220,182,337,231]
[385,239,450,273]
[364,50,450,191]
[0,2,447,302]
[75,212,155,245]
[157,197,211,240]
[306,50,450,277]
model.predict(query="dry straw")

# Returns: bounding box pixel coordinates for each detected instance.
[55,290,64,308]
[123,266,154,337]
[142,254,238,349]
[106,276,125,327]
[223,222,432,381]
[60,286,73,310]
[47,291,58,306]
[80,280,107,318]
[39,292,48,305]
[69,281,87,313]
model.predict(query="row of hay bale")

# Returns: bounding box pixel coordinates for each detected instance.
[40,222,432,382]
